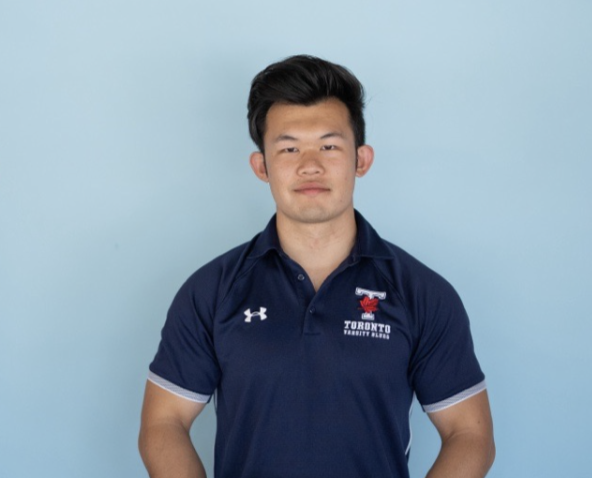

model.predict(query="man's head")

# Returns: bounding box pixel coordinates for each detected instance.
[248,55,366,153]
[247,57,374,227]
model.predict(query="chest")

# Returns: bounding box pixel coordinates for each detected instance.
[212,258,415,395]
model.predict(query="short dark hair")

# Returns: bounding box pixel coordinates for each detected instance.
[247,55,366,152]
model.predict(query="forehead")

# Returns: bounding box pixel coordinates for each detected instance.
[264,98,353,141]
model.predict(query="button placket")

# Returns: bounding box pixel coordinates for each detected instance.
[285,264,321,335]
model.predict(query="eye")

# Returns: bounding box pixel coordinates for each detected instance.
[283,147,299,153]
[321,145,337,151]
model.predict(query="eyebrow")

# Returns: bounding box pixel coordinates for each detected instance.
[273,134,298,143]
[320,132,345,140]
[273,131,345,143]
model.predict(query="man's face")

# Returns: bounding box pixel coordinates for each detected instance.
[250,98,373,226]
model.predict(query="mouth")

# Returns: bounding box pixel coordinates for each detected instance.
[293,183,330,196]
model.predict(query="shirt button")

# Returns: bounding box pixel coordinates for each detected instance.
[309,307,316,314]
[297,274,305,281]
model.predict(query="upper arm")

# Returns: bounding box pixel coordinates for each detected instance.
[427,389,494,446]
[140,379,207,433]
[139,380,209,477]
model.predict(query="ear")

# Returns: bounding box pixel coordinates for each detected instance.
[249,151,269,182]
[355,144,374,177]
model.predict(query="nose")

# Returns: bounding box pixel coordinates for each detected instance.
[297,150,324,176]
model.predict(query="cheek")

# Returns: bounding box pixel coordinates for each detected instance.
[338,167,357,183]
[266,164,292,185]
[266,172,290,198]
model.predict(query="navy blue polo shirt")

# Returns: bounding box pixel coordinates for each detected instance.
[149,211,485,478]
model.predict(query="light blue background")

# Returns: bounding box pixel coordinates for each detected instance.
[1,1,590,477]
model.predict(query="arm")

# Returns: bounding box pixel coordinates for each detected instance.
[139,380,208,478]
[425,390,495,478]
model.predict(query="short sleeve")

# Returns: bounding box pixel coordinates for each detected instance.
[148,275,221,402]
[408,276,485,412]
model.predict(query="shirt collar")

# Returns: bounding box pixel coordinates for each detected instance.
[351,210,396,260]
[248,210,395,261]
[247,214,283,259]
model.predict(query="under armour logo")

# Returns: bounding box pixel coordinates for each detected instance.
[244,307,267,323]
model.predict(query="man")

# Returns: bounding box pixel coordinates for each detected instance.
[139,55,495,478]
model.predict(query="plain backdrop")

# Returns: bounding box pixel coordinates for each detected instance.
[1,1,591,477]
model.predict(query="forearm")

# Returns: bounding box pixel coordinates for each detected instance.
[425,431,495,478]
[139,421,206,478]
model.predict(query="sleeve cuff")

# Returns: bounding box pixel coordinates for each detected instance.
[147,371,211,403]
[422,380,487,413]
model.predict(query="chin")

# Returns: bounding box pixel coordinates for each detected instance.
[283,206,348,225]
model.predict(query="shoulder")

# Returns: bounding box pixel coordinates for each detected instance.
[171,233,263,314]
[356,211,457,298]
[368,237,472,339]
[373,238,460,300]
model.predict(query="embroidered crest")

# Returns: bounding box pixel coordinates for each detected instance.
[359,296,380,319]
[355,287,386,320]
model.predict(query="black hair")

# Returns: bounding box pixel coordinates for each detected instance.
[247,55,366,152]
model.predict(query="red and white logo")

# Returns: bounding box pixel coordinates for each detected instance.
[355,287,386,320]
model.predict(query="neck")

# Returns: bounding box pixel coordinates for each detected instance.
[276,210,357,290]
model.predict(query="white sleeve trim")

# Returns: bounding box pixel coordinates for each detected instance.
[423,380,487,413]
[147,371,211,403]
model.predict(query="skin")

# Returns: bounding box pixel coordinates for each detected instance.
[249,99,374,290]
[139,381,206,478]
[426,391,496,477]
[139,98,495,477]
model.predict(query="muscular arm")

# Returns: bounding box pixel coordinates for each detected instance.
[425,390,495,478]
[139,380,208,478]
